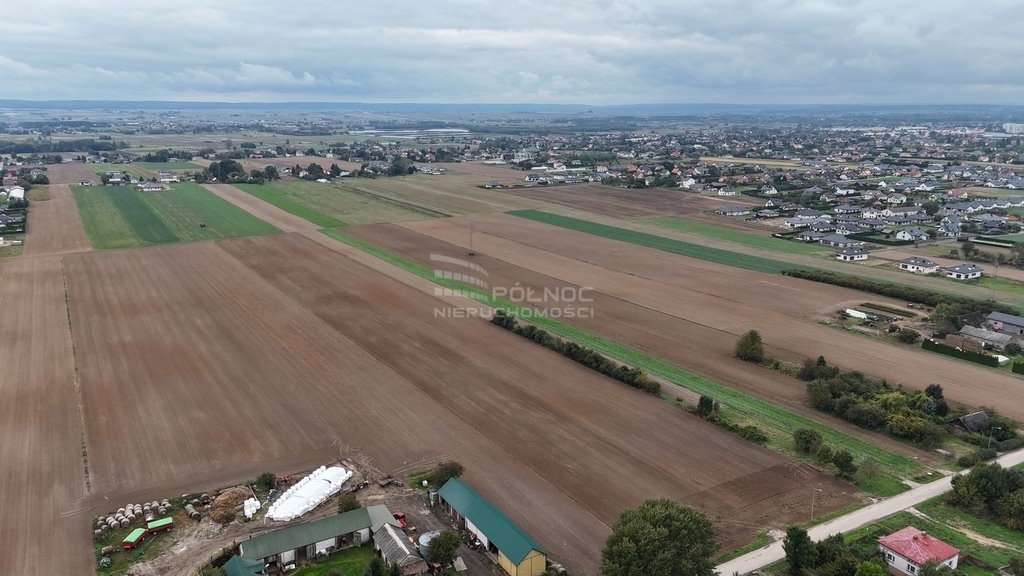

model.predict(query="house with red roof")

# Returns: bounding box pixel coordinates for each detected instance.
[878,526,960,575]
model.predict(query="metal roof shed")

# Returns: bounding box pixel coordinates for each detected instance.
[438,478,546,576]
[239,505,398,561]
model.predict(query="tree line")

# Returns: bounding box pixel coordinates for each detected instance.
[491,311,660,395]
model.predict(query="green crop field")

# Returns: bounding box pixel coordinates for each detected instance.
[87,163,148,178]
[510,209,812,274]
[323,228,914,494]
[236,180,437,228]
[648,217,831,255]
[72,183,279,249]
[130,161,204,170]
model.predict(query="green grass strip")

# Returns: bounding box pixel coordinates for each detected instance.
[236,183,347,228]
[322,229,913,476]
[509,209,811,274]
[648,216,829,255]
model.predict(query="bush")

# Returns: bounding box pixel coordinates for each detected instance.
[337,492,360,514]
[255,472,276,491]
[1012,361,1024,375]
[832,449,857,479]
[696,395,718,419]
[999,437,1024,451]
[424,461,464,487]
[1006,342,1022,356]
[738,425,769,444]
[794,428,823,454]
[817,445,835,465]
[897,327,921,344]
[427,531,461,565]
[735,330,765,363]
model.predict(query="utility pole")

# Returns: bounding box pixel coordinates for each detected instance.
[989,426,1003,449]
[468,221,475,256]
[810,488,822,518]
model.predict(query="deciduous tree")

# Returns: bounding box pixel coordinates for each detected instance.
[600,499,716,576]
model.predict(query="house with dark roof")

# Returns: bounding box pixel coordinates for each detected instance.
[946,263,983,280]
[438,478,546,576]
[718,205,752,216]
[878,526,959,575]
[819,233,857,248]
[239,505,399,569]
[898,257,939,274]
[836,247,868,261]
[986,311,1024,335]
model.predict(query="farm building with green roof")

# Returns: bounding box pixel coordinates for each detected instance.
[437,478,546,576]
[238,505,398,568]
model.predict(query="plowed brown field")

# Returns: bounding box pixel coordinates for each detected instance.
[498,183,763,217]
[0,257,92,575]
[22,184,92,256]
[390,214,1024,422]
[10,233,856,575]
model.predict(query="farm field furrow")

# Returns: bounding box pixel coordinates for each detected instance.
[394,214,1024,423]
[0,257,92,576]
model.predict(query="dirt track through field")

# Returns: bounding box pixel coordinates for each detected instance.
[202,183,321,232]
[393,214,1024,423]
[23,184,93,256]
[0,257,92,575]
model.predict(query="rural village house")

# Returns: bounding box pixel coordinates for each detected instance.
[878,526,959,575]
[898,257,939,274]
[945,263,983,280]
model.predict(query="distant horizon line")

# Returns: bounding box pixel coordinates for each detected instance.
[1,99,1021,109]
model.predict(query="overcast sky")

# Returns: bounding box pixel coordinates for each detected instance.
[2,0,1022,104]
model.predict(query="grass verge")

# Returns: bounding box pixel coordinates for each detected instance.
[509,209,809,274]
[714,531,771,564]
[322,229,915,493]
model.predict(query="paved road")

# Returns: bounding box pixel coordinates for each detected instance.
[716,448,1024,575]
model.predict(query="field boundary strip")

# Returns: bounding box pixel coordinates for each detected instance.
[320,228,913,472]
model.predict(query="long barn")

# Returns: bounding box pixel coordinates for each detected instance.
[438,478,547,576]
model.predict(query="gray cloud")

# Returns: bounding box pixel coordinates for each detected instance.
[2,0,1022,103]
